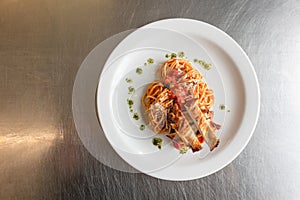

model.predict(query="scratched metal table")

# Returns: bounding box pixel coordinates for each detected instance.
[1,0,300,199]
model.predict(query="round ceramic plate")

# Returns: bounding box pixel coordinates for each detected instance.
[98,19,260,181]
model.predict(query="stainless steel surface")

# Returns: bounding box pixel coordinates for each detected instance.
[1,0,299,199]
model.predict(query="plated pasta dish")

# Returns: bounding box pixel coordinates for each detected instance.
[142,58,221,153]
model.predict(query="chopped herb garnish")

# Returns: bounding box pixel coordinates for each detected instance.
[128,86,135,94]
[140,124,145,131]
[128,101,133,109]
[205,65,212,70]
[127,99,134,106]
[170,53,177,59]
[144,62,147,66]
[147,58,154,64]
[165,54,169,58]
[127,99,134,112]
[179,147,190,154]
[219,104,226,110]
[152,137,162,150]
[163,83,170,88]
[193,59,212,70]
[125,78,132,83]
[152,138,162,145]
[199,60,212,70]
[133,112,139,120]
[227,109,231,112]
[204,65,211,70]
[178,51,185,58]
[136,67,143,74]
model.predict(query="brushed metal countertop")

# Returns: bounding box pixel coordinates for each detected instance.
[1,0,300,199]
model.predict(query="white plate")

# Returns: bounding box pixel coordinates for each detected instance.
[98,19,260,181]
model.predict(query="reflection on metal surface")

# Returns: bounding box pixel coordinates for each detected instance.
[72,29,138,173]
[0,132,59,144]
[0,127,59,199]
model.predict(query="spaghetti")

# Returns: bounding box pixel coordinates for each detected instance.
[142,58,220,153]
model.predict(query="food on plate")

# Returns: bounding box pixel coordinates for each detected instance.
[136,67,143,74]
[142,58,221,153]
[140,124,146,131]
[152,137,162,149]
